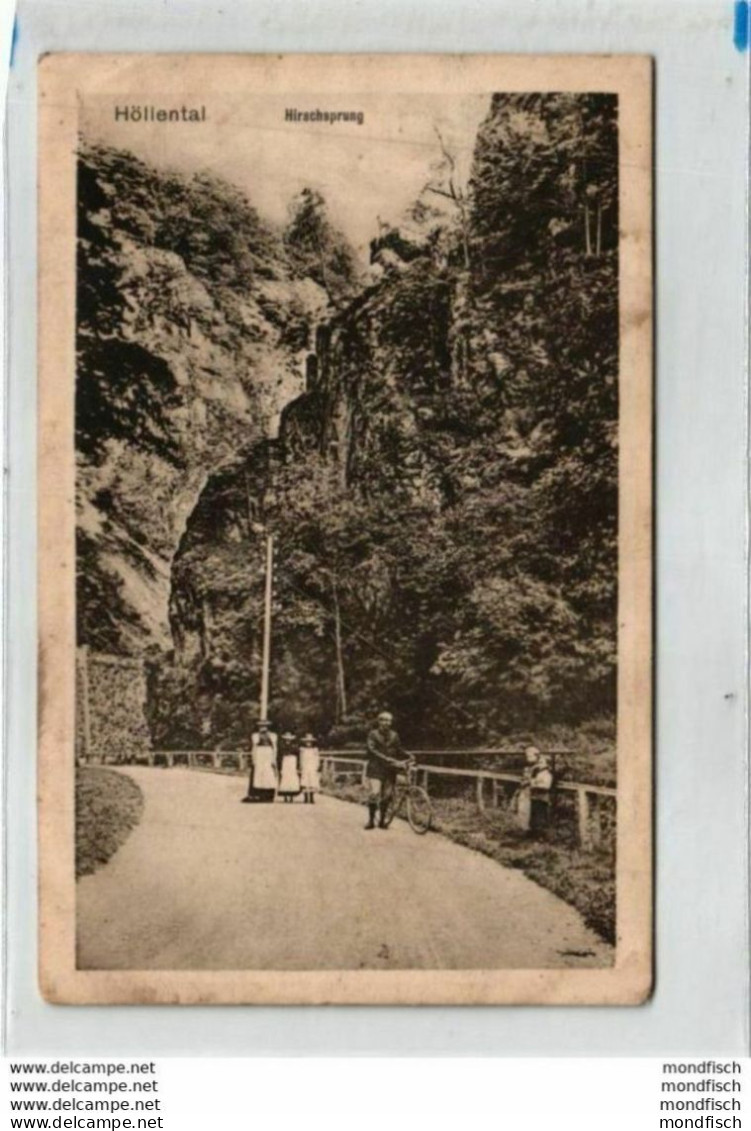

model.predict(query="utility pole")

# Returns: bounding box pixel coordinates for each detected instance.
[259,531,274,721]
[331,574,348,723]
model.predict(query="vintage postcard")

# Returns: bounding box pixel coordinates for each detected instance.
[38,53,652,1005]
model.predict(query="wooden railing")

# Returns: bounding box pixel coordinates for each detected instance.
[149,750,246,769]
[92,745,578,768]
[89,746,614,851]
[318,754,615,852]
[118,746,577,769]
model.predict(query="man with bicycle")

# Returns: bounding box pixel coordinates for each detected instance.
[364,710,412,830]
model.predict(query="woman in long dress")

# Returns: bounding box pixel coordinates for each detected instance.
[278,731,301,803]
[242,721,278,803]
[514,746,553,832]
[299,732,321,805]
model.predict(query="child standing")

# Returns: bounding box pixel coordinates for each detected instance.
[278,731,301,803]
[299,733,321,804]
[514,746,554,832]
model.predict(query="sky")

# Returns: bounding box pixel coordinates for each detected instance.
[80,92,491,260]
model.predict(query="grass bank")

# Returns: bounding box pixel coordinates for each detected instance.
[325,781,615,944]
[75,767,145,879]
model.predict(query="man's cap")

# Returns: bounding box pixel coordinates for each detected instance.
[281,731,296,740]
[301,733,316,743]
[378,711,394,722]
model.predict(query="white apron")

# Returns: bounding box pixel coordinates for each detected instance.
[251,734,278,791]
[515,786,532,831]
[279,754,301,794]
[299,745,321,791]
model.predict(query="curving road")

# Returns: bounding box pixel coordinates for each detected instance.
[76,767,612,971]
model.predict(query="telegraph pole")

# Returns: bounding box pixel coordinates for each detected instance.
[259,531,274,721]
[331,574,348,723]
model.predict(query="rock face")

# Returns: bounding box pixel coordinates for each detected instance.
[80,93,619,751]
[163,93,619,749]
[162,259,457,746]
[76,143,330,653]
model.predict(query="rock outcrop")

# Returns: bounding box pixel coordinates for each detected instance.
[76,143,330,653]
[163,93,619,748]
[79,92,619,750]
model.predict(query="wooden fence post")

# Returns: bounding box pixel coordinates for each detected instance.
[577,787,593,850]
[589,793,602,849]
[476,775,486,811]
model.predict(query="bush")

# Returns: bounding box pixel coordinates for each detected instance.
[75,768,144,878]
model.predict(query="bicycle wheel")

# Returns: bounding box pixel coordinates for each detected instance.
[406,786,432,834]
[381,790,398,828]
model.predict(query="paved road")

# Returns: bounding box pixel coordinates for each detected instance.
[76,767,612,970]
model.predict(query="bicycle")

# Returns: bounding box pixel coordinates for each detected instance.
[381,761,433,835]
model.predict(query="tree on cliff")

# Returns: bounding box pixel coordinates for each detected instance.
[423,128,472,270]
[469,92,618,268]
[284,188,359,306]
[426,93,619,732]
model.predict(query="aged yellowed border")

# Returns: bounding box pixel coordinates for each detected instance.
[38,53,652,1005]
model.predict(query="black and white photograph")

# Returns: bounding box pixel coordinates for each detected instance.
[37,54,652,1005]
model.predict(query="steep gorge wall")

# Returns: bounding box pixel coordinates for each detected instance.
[160,259,458,745]
[76,142,329,655]
[80,93,619,749]
[163,92,619,748]
[282,265,455,491]
[165,251,539,746]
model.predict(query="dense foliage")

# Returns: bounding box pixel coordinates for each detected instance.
[283,188,360,306]
[158,93,619,751]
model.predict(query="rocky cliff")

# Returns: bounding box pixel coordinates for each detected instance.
[76,142,331,654]
[79,93,619,751]
[162,93,619,748]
